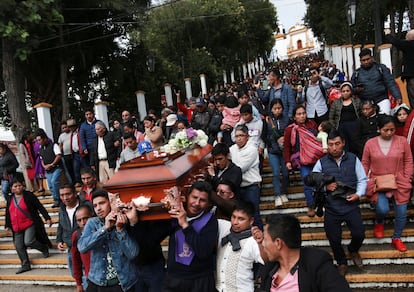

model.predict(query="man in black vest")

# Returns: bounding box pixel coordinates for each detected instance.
[312,130,367,276]
[36,128,63,208]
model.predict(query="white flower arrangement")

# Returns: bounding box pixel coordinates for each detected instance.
[163,128,208,153]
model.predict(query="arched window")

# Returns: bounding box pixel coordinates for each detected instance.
[297,39,303,49]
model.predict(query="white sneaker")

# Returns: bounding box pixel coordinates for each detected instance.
[275,196,283,207]
[281,194,289,203]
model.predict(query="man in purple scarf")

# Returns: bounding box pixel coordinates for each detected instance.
[163,181,218,292]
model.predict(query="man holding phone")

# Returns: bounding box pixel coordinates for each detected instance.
[78,190,138,291]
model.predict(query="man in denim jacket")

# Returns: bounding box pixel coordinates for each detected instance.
[78,190,139,291]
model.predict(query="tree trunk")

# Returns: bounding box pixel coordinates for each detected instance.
[2,40,30,142]
[59,26,69,120]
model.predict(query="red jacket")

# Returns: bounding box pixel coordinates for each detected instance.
[71,230,91,286]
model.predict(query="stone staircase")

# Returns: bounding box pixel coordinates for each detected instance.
[0,166,413,290]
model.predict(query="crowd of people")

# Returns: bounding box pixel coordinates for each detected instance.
[1,29,414,291]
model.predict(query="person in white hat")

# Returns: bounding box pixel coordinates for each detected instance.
[165,114,178,140]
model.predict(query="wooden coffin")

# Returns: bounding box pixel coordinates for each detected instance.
[104,145,212,220]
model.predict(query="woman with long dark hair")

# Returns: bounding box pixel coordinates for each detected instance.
[265,99,290,207]
[19,130,36,192]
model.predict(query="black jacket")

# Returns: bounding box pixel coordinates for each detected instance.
[56,196,93,247]
[209,161,242,195]
[261,247,351,292]
[90,130,120,171]
[384,34,414,79]
[5,191,52,247]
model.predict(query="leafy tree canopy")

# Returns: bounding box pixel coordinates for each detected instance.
[140,0,277,91]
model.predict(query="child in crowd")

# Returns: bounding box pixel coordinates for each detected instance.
[354,100,382,158]
[317,120,333,153]
[219,96,240,145]
[393,104,411,136]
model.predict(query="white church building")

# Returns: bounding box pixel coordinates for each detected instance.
[270,24,321,61]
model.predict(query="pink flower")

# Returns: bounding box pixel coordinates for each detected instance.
[186,127,198,139]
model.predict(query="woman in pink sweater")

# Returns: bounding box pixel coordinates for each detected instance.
[362,115,413,252]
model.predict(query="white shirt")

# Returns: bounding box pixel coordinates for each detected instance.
[58,132,72,155]
[305,76,332,118]
[97,136,107,160]
[66,202,79,228]
[232,117,265,149]
[230,141,262,187]
[52,143,61,155]
[216,219,264,292]
[71,129,79,152]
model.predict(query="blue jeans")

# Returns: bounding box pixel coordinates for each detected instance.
[376,192,407,239]
[240,184,263,230]
[80,154,90,169]
[45,168,62,202]
[67,247,73,277]
[300,164,314,206]
[72,152,81,184]
[268,153,289,197]
[134,258,166,292]
[1,179,10,199]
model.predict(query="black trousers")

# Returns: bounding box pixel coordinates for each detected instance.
[87,280,134,292]
[324,208,365,265]
[162,273,217,292]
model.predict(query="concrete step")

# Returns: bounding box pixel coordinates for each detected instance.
[0,268,74,286]
[345,263,414,289]
[0,253,67,267]
[0,165,413,290]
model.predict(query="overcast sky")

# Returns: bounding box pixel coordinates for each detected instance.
[270,0,307,30]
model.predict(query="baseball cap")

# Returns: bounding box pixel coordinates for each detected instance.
[166,114,178,127]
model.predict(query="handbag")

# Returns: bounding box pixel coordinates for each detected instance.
[374,174,397,193]
[290,152,301,170]
[373,139,400,193]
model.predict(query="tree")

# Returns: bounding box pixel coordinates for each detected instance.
[0,0,62,140]
[140,0,277,92]
[1,0,151,139]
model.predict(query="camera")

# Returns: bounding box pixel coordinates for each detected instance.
[304,172,335,191]
[304,172,335,217]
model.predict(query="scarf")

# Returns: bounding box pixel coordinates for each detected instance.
[175,211,213,266]
[221,228,252,251]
